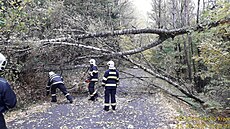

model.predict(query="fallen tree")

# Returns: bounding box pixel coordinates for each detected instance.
[5,18,228,106]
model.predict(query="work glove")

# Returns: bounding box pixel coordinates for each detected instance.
[85,79,90,83]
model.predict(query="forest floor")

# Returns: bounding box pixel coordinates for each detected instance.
[5,69,220,129]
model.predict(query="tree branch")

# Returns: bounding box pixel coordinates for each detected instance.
[29,18,229,44]
[123,56,204,104]
[44,42,111,53]
[121,69,199,107]
[73,28,185,39]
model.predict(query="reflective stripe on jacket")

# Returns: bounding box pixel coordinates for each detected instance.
[102,69,119,89]
[47,74,64,88]
[89,65,98,82]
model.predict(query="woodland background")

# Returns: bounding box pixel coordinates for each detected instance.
[0,0,229,117]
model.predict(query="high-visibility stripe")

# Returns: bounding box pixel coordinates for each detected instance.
[102,82,105,85]
[89,72,93,76]
[90,90,97,96]
[50,75,60,81]
[92,89,97,95]
[105,84,117,86]
[92,70,98,73]
[46,86,50,90]
[91,78,98,81]
[111,103,116,106]
[107,76,118,79]
[51,81,63,86]
[103,77,107,81]
[65,93,70,97]
[51,94,56,96]
[104,103,110,106]
[109,72,116,74]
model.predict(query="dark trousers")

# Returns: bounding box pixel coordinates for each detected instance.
[88,82,98,100]
[104,89,116,110]
[0,113,7,129]
[51,83,72,102]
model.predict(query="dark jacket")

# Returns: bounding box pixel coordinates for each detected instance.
[0,78,17,113]
[47,74,64,87]
[102,69,119,89]
[88,65,98,82]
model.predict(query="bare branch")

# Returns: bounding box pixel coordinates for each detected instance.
[39,36,74,43]
[74,28,188,39]
[44,42,111,53]
[123,56,204,104]
[34,18,229,43]
[121,69,198,107]
[42,37,166,57]
[112,37,166,56]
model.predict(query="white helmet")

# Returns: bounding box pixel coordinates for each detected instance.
[48,71,55,77]
[89,59,96,65]
[107,60,115,69]
[0,53,7,71]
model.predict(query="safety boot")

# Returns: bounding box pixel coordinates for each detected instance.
[112,106,116,111]
[66,95,73,103]
[103,106,109,111]
[88,96,95,101]
[51,96,57,102]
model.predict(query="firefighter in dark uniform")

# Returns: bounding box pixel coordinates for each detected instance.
[102,60,119,111]
[86,59,99,101]
[46,71,73,103]
[0,53,17,129]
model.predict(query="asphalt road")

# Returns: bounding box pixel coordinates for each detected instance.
[7,69,174,129]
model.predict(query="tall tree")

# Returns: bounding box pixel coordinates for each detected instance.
[149,0,167,28]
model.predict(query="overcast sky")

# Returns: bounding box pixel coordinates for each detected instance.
[131,0,199,16]
[130,0,199,27]
[131,0,152,18]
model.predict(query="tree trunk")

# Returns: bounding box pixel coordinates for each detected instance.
[197,0,200,24]
[158,0,162,28]
[172,0,177,28]
[203,0,205,11]
[185,0,192,82]
[182,35,192,81]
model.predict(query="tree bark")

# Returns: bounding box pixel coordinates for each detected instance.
[158,0,162,28]
[184,0,192,82]
[197,0,200,24]
[36,19,229,42]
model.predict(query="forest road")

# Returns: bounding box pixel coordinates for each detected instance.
[7,69,178,129]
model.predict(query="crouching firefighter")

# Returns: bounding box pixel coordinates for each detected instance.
[46,71,73,103]
[102,60,119,111]
[0,53,17,129]
[86,59,99,101]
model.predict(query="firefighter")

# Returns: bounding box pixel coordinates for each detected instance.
[0,53,17,129]
[86,59,99,101]
[102,60,119,111]
[46,71,73,103]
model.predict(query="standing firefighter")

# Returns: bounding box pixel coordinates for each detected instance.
[86,59,99,101]
[0,53,17,129]
[102,60,119,111]
[46,71,73,103]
